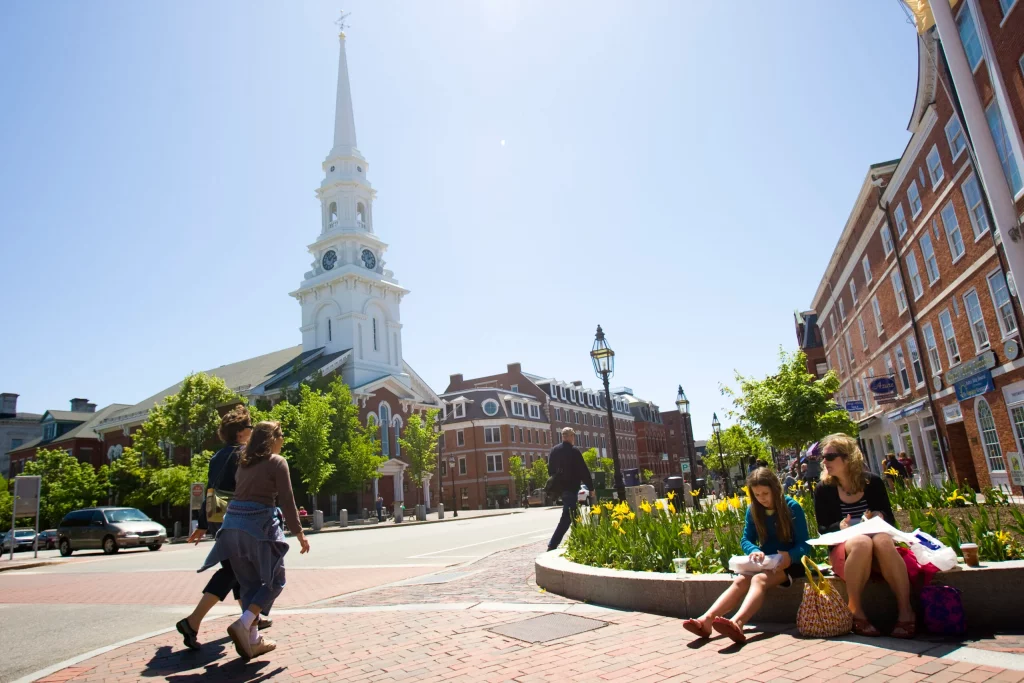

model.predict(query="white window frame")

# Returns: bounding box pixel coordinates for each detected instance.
[862,255,872,284]
[906,251,924,300]
[528,404,540,419]
[454,402,465,419]
[484,426,501,444]
[871,296,884,336]
[975,397,1006,473]
[458,456,467,475]
[884,353,896,388]
[456,430,465,447]
[961,173,990,240]
[845,331,855,363]
[849,279,858,305]
[894,344,911,394]
[963,288,990,352]
[938,309,961,365]
[908,180,923,218]
[830,314,837,337]
[510,384,519,392]
[940,201,965,263]
[985,100,1023,195]
[482,399,499,417]
[511,401,524,417]
[957,4,983,71]
[882,224,894,256]
[858,316,868,350]
[920,233,940,284]
[926,144,945,188]
[839,298,846,322]
[906,336,925,387]
[986,269,1018,338]
[921,322,942,375]
[894,203,909,238]
[891,270,908,314]
[945,115,967,161]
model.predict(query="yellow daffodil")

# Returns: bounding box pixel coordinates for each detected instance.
[742,486,750,498]
[715,500,728,513]
[678,524,692,536]
[946,489,967,506]
[640,500,652,514]
[614,502,630,516]
[690,489,701,497]
[612,520,619,529]
[667,491,676,501]
[604,502,614,511]
[628,512,636,520]
[591,505,602,516]
[728,494,742,510]
[995,530,1012,545]
[884,467,900,476]
[618,526,626,535]
[668,502,676,514]
[655,500,665,511]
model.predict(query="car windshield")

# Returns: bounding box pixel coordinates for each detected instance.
[14,531,34,538]
[105,509,151,523]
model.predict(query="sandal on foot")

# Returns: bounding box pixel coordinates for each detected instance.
[852,617,881,637]
[682,618,712,639]
[891,620,917,639]
[175,618,200,651]
[712,616,747,644]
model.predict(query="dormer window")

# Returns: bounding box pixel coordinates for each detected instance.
[43,422,57,440]
[511,384,519,393]
[549,384,557,399]
[529,404,540,419]
[454,403,466,419]
[512,402,524,417]
[559,386,566,400]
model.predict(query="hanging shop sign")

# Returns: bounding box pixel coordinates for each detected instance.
[1007,452,1024,487]
[944,350,996,386]
[845,400,865,412]
[869,376,898,404]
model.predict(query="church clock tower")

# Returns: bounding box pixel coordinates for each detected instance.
[290,26,409,390]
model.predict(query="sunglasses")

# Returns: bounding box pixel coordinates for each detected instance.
[822,451,844,462]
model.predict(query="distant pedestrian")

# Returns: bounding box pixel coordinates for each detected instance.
[898,452,915,481]
[546,428,594,551]
[177,406,270,651]
[376,495,384,522]
[198,421,310,661]
[883,453,908,486]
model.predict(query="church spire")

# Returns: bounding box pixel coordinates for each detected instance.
[331,13,358,156]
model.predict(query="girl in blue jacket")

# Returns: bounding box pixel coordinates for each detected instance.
[683,468,811,644]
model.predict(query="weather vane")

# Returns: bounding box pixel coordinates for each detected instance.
[336,9,351,33]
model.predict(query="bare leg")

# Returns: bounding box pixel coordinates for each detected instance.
[691,575,751,632]
[186,593,220,632]
[842,535,874,619]
[871,534,914,622]
[731,569,789,627]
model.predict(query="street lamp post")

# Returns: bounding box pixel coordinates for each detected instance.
[591,325,626,502]
[675,386,699,508]
[712,412,731,497]
[447,455,458,517]
[435,417,459,518]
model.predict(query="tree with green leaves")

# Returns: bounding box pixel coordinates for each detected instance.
[23,448,109,528]
[323,378,384,510]
[725,348,857,450]
[641,469,654,484]
[509,455,528,502]
[157,373,243,458]
[287,384,337,508]
[582,448,599,473]
[529,458,549,491]
[703,424,770,474]
[399,409,440,505]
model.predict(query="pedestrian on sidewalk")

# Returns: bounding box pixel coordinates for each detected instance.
[177,406,271,650]
[883,452,909,487]
[198,421,310,661]
[546,428,593,552]
[682,467,810,645]
[376,494,384,522]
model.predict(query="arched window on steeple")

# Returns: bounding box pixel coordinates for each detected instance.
[328,319,332,342]
[356,202,366,230]
[379,403,391,457]
[392,416,403,459]
[329,202,338,228]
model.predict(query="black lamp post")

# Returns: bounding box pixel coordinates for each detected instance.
[447,455,458,517]
[675,386,699,502]
[712,412,731,497]
[591,325,626,502]
[435,417,458,518]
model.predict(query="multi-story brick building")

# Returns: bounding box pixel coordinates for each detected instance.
[614,389,674,484]
[442,363,638,509]
[662,392,702,486]
[1,393,42,478]
[806,4,1024,495]
[8,399,130,475]
[794,311,829,379]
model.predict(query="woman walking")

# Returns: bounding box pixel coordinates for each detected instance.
[198,421,310,660]
[813,433,915,638]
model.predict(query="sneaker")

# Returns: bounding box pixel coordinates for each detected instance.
[250,636,277,658]
[175,618,200,651]
[257,617,273,630]
[226,619,253,661]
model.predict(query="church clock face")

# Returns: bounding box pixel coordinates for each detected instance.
[321,250,338,271]
[361,249,376,270]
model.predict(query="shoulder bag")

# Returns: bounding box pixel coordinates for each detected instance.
[205,448,234,524]
[796,555,853,638]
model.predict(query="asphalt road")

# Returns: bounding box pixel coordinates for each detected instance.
[0,507,561,682]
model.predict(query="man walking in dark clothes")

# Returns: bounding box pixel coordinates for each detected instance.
[547,428,594,551]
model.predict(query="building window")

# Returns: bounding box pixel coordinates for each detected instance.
[858,316,868,350]
[922,322,942,375]
[938,309,961,364]
[976,398,1005,472]
[845,332,855,363]
[559,386,566,400]
[862,255,872,284]
[457,430,465,447]
[895,345,910,393]
[907,336,925,387]
[882,224,894,256]
[957,4,983,70]
[945,116,967,160]
[459,457,467,475]
[484,426,500,444]
[908,180,923,218]
[549,384,557,399]
[906,251,924,300]
[529,404,540,419]
[482,399,499,417]
[510,426,516,442]
[985,101,1023,195]
[964,289,990,351]
[440,459,447,476]
[393,418,402,458]
[871,296,884,336]
[486,453,503,473]
[891,270,908,314]
[372,318,379,352]
[511,401,524,417]
[987,270,1018,338]
[839,298,846,321]
[849,279,858,305]
[1004,0,1020,15]
[510,384,518,392]
[379,403,391,457]
[920,233,940,284]
[926,145,945,188]
[894,203,908,238]
[940,201,965,262]
[961,174,990,239]
[327,318,332,342]
[526,429,532,443]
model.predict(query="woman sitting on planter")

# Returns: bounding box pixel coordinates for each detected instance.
[813,433,915,638]
[682,467,810,644]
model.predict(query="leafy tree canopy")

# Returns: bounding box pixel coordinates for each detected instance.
[399,409,440,504]
[22,448,109,528]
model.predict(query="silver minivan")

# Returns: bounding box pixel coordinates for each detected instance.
[57,507,167,556]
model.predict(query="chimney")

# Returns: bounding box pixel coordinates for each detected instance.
[572,380,583,387]
[449,373,464,388]
[70,398,95,413]
[0,393,17,418]
[507,362,522,374]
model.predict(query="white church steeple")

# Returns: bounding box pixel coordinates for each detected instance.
[290,19,409,391]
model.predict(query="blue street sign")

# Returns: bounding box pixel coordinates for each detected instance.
[845,400,865,412]
[954,370,994,402]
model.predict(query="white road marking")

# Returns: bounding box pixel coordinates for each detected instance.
[408,528,551,558]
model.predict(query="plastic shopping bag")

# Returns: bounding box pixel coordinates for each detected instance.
[728,553,783,575]
[909,529,958,572]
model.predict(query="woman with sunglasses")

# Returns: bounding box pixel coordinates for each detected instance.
[813,433,915,638]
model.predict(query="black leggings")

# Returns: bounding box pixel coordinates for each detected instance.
[203,560,241,601]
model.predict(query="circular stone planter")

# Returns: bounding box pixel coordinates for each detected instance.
[536,550,1024,630]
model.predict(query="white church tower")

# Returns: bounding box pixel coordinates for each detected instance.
[291,24,409,390]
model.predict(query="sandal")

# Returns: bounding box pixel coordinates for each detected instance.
[891,620,917,639]
[852,617,881,637]
[712,616,747,644]
[682,618,712,639]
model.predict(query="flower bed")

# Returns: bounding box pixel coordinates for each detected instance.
[563,481,1024,574]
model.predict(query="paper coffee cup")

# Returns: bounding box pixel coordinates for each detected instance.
[960,543,979,567]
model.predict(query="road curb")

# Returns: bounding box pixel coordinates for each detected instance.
[311,509,529,535]
[0,560,65,573]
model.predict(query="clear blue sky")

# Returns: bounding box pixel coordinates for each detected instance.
[0,1,919,440]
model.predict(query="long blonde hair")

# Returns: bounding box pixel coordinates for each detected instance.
[819,433,868,493]
[747,467,793,545]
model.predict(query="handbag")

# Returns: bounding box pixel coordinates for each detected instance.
[204,449,234,524]
[796,555,853,638]
[920,585,966,635]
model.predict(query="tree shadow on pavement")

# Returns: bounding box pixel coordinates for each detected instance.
[141,637,285,682]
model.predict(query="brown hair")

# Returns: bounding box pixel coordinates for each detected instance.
[747,467,793,545]
[217,405,252,445]
[240,421,282,468]
[819,433,868,494]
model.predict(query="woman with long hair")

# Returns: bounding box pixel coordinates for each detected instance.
[682,468,810,644]
[813,433,914,638]
[198,421,310,660]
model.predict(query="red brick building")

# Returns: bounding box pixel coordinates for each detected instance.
[662,407,702,484]
[807,5,1024,495]
[615,389,675,485]
[794,311,829,379]
[8,400,130,475]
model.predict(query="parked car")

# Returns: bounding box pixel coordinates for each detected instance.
[37,529,58,550]
[527,488,550,507]
[57,507,167,556]
[1,529,37,553]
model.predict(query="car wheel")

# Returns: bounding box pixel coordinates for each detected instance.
[148,543,162,551]
[102,536,119,555]
[59,539,73,557]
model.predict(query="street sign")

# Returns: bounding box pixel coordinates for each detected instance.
[954,369,994,401]
[190,483,204,511]
[845,400,865,412]
[681,461,691,473]
[10,476,41,560]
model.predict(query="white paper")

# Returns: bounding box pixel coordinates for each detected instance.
[728,553,784,575]
[807,515,916,546]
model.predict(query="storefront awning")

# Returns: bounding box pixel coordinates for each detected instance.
[857,416,878,429]
[885,398,928,423]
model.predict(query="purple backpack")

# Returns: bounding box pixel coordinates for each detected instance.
[920,585,966,635]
